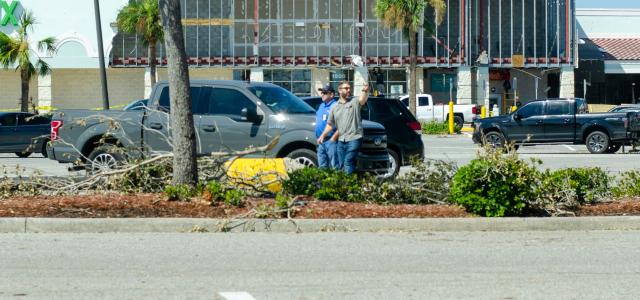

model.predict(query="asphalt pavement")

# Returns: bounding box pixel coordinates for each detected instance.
[1,230,639,299]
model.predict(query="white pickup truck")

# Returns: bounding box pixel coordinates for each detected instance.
[399,94,479,128]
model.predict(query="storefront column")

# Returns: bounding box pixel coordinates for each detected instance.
[250,67,264,82]
[311,69,330,96]
[407,68,425,94]
[477,66,490,108]
[559,66,575,99]
[456,66,473,104]
[144,67,156,98]
[38,74,52,113]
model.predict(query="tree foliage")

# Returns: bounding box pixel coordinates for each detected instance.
[0,11,56,112]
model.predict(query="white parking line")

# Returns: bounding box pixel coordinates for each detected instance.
[219,292,256,300]
[563,145,577,152]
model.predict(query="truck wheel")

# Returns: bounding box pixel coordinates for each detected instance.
[286,149,317,168]
[453,115,464,129]
[482,132,505,148]
[41,140,50,158]
[15,152,31,158]
[87,146,124,174]
[605,143,622,154]
[586,131,610,154]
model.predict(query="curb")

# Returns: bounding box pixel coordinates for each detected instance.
[1,217,640,233]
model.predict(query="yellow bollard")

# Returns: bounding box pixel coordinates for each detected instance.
[481,106,487,119]
[448,101,455,134]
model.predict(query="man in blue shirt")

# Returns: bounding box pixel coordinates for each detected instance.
[315,84,339,168]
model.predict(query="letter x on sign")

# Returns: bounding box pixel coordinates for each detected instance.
[1,1,19,26]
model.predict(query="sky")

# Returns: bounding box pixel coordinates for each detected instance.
[577,0,640,9]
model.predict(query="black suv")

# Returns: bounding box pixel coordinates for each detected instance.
[301,96,424,176]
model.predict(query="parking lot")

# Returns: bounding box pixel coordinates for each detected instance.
[421,134,640,174]
[2,134,640,179]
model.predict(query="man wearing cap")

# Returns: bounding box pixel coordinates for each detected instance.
[315,84,339,169]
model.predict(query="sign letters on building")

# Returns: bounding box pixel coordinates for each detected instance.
[0,0,19,26]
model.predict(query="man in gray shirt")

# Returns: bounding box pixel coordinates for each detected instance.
[317,81,370,174]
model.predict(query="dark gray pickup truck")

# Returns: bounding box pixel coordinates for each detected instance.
[48,80,391,175]
[472,98,640,154]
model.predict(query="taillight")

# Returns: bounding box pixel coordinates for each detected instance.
[406,121,422,134]
[472,106,479,115]
[51,120,63,140]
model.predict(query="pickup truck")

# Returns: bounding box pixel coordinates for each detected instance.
[472,98,640,154]
[48,80,391,174]
[399,94,479,128]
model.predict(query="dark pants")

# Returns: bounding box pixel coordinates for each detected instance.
[337,139,362,175]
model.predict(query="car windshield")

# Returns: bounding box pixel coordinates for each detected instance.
[249,86,315,114]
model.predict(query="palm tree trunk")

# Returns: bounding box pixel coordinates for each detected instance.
[159,0,198,186]
[20,68,30,113]
[408,29,417,116]
[149,42,157,88]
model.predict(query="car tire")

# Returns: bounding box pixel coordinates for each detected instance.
[286,149,318,168]
[41,140,50,158]
[605,143,622,154]
[384,149,400,179]
[87,145,124,174]
[453,115,464,129]
[585,131,610,154]
[15,152,32,158]
[482,131,505,148]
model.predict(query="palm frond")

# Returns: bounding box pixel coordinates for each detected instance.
[35,59,52,77]
[37,37,57,55]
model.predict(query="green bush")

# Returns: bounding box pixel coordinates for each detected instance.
[450,150,541,217]
[163,184,197,201]
[282,168,361,201]
[421,122,462,135]
[223,189,245,207]
[612,170,640,197]
[544,168,610,204]
[204,181,225,202]
[275,193,291,209]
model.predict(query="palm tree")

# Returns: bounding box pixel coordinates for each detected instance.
[117,0,163,88]
[0,11,56,112]
[158,0,198,186]
[375,0,445,116]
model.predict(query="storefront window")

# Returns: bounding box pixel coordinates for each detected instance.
[264,69,311,96]
[330,70,354,91]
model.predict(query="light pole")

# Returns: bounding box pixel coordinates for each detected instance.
[94,0,109,110]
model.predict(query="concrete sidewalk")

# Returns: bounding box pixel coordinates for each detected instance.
[1,217,640,233]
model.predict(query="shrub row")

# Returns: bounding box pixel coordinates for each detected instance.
[281,148,640,217]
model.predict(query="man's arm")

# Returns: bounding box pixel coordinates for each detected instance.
[317,123,334,144]
[358,83,370,107]
[329,130,339,142]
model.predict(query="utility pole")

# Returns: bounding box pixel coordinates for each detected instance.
[94,0,109,110]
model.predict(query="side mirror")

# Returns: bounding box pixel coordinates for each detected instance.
[513,113,522,120]
[241,107,262,123]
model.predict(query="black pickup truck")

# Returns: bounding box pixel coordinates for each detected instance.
[472,98,640,154]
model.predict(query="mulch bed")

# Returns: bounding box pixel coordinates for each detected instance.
[0,194,639,218]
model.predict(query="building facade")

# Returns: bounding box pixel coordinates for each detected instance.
[1,0,578,112]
